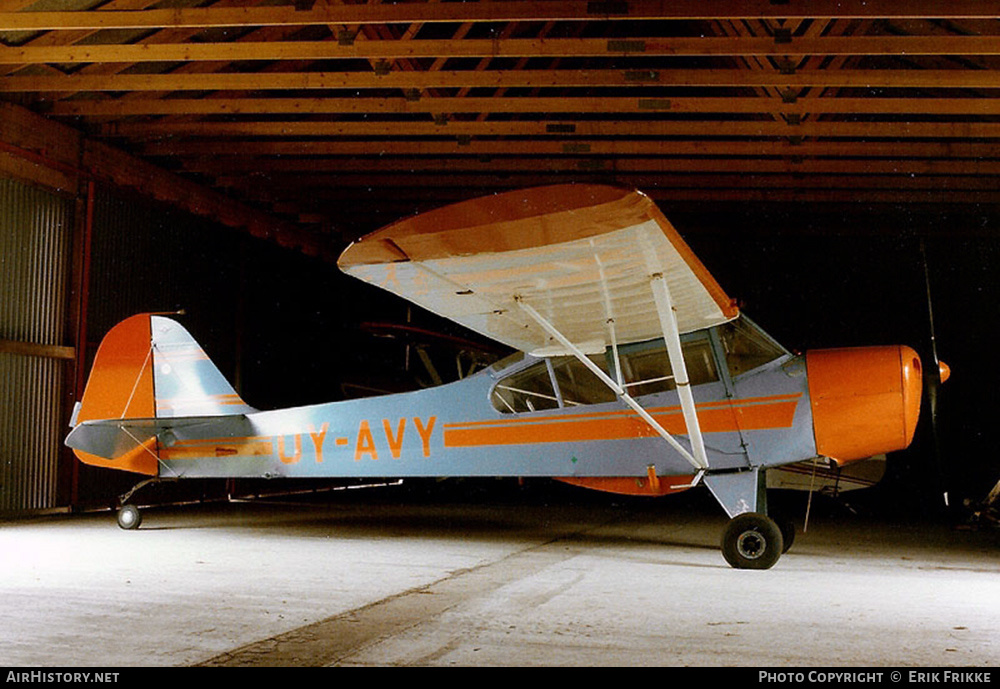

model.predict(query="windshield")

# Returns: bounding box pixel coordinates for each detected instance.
[717,316,788,378]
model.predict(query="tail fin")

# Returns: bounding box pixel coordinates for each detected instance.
[68,313,254,475]
[148,315,255,418]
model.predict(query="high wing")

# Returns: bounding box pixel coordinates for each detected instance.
[339,184,740,472]
[337,184,738,357]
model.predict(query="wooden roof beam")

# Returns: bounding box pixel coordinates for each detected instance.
[116,118,1000,140]
[188,156,1000,178]
[137,138,1000,158]
[2,1,999,32]
[0,100,326,257]
[9,36,1000,65]
[47,95,1000,118]
[216,184,1000,207]
[0,0,166,77]
[215,172,1000,195]
[9,68,1000,92]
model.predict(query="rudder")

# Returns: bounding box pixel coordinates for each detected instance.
[149,315,255,418]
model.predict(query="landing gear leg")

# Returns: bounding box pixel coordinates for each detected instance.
[704,468,787,569]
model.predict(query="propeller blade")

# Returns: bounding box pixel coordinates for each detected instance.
[920,239,949,509]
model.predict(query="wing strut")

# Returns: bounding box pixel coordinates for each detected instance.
[515,294,710,471]
[649,272,710,470]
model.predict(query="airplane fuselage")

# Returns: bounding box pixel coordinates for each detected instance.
[154,319,817,486]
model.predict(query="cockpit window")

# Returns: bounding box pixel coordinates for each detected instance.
[551,355,617,406]
[491,336,719,413]
[616,338,718,397]
[490,354,615,413]
[490,360,559,413]
[718,317,787,378]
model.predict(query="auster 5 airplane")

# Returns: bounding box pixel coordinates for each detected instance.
[65,184,944,569]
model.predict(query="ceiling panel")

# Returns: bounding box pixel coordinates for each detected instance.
[2,0,999,250]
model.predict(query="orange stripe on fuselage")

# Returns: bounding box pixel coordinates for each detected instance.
[443,394,800,448]
[159,435,274,460]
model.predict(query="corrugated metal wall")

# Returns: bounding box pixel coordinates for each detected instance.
[0,177,74,513]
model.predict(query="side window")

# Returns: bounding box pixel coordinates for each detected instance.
[617,346,673,398]
[491,354,614,413]
[491,336,722,413]
[683,339,719,386]
[551,355,617,406]
[718,318,786,378]
[491,360,559,413]
[616,338,719,397]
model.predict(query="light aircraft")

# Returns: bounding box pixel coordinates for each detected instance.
[65,184,944,569]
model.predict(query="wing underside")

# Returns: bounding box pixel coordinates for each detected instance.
[338,184,738,356]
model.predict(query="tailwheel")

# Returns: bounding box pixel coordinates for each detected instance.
[721,512,784,570]
[117,504,142,530]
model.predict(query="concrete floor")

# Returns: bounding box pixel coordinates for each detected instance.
[1,484,998,668]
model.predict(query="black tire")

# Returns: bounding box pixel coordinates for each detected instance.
[117,504,142,530]
[777,515,796,553]
[721,512,784,569]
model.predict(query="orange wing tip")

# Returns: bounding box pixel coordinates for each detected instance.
[338,184,636,268]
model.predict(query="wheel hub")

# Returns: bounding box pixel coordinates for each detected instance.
[736,529,766,559]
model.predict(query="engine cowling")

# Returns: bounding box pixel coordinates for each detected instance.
[806,345,924,464]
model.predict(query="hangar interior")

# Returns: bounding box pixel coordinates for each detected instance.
[4,0,1000,670]
[1,0,999,525]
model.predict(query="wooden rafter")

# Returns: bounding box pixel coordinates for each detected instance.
[8,35,1000,65]
[137,139,1000,159]
[0,0,999,245]
[7,68,1000,92]
[46,95,1000,118]
[100,119,1000,139]
[2,1,999,32]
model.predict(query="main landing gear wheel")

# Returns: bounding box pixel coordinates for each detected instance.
[721,512,784,570]
[117,504,142,530]
[777,516,796,553]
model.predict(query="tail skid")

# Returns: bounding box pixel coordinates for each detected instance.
[68,313,253,475]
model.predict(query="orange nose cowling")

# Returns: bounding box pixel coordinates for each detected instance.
[806,346,923,464]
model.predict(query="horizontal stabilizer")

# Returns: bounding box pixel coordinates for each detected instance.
[65,415,245,461]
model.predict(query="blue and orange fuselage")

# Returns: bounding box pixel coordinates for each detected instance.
[68,313,924,498]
